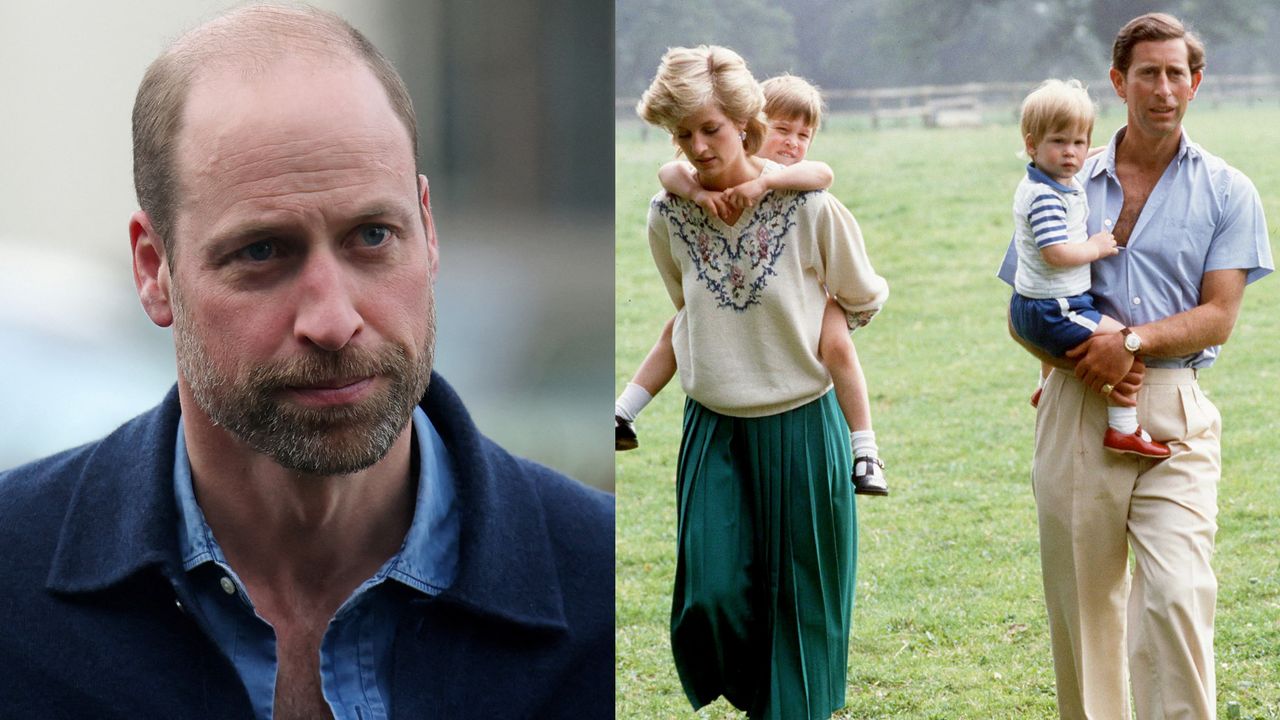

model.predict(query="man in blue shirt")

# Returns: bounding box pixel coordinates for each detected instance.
[1000,13,1271,720]
[0,5,612,719]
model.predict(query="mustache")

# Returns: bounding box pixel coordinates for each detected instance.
[249,345,409,391]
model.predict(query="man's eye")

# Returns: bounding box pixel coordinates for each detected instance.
[238,240,276,262]
[358,225,392,247]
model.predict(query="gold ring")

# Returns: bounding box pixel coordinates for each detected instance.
[1101,383,1114,396]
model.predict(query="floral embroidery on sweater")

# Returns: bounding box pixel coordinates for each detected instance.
[654,191,810,312]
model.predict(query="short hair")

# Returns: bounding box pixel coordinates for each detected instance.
[635,45,766,156]
[1112,13,1205,76]
[132,3,418,261]
[761,74,825,131]
[1019,79,1096,146]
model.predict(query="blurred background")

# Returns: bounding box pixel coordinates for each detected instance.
[618,0,1280,125]
[0,0,614,489]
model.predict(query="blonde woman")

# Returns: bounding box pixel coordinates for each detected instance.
[636,45,888,719]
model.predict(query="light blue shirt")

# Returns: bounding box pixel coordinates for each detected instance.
[1000,127,1272,368]
[172,407,459,720]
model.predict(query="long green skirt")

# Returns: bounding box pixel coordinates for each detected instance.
[671,391,855,720]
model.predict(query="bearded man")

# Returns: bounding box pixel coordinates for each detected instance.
[0,5,613,719]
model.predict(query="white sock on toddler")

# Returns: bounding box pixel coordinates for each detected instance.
[1107,406,1153,440]
[615,383,653,422]
[851,429,878,459]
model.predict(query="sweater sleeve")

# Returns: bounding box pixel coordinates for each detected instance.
[814,193,889,330]
[647,197,686,312]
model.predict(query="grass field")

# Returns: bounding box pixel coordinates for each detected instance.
[615,105,1280,719]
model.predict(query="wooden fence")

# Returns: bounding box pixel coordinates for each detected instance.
[618,74,1280,131]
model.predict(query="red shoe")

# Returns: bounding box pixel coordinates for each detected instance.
[1103,426,1171,458]
[1030,387,1042,408]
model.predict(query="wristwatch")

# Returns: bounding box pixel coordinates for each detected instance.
[1121,327,1142,354]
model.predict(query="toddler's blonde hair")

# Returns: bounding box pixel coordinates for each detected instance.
[1020,78,1096,145]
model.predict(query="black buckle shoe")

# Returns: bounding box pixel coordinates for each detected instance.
[616,415,638,451]
[853,455,888,496]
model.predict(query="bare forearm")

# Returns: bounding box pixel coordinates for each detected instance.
[1131,269,1245,358]
[1039,242,1098,267]
[1134,304,1238,357]
[658,161,700,199]
[764,161,833,191]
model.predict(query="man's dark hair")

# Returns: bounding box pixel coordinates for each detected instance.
[1112,13,1206,76]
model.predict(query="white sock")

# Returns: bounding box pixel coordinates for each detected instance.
[851,430,878,458]
[1107,406,1140,435]
[615,383,653,421]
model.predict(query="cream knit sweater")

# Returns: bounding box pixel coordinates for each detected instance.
[648,183,889,417]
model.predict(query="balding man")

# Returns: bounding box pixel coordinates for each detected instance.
[0,5,612,719]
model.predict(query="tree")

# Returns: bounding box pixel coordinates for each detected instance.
[616,0,798,99]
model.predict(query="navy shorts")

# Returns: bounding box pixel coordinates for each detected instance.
[1010,292,1103,358]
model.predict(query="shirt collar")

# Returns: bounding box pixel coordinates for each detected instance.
[172,406,459,596]
[1025,163,1079,193]
[1091,125,1198,180]
[46,375,568,631]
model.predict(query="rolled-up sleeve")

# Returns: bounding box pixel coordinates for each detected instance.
[815,194,890,330]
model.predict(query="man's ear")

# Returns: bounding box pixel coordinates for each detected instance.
[130,210,174,327]
[418,174,440,280]
[1109,66,1126,102]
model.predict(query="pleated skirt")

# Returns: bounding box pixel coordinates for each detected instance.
[671,391,855,720]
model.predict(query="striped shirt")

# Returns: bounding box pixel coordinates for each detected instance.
[1012,163,1091,298]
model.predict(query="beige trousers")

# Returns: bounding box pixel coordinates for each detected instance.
[1034,368,1220,720]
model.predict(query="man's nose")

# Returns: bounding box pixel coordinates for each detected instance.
[293,250,363,352]
[1154,71,1173,96]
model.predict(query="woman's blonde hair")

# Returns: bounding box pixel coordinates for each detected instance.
[636,45,766,156]
[762,73,824,130]
[1020,78,1096,145]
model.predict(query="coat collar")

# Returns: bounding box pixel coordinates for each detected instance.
[45,373,567,631]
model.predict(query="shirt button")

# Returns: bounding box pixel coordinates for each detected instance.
[220,576,237,595]
[1104,218,1113,227]
[1133,297,1142,305]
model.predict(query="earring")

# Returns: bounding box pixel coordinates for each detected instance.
[739,131,747,141]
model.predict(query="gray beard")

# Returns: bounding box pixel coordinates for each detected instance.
[173,298,434,476]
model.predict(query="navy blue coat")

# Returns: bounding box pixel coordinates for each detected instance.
[0,374,614,719]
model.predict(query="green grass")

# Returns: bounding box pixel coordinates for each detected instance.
[616,105,1280,719]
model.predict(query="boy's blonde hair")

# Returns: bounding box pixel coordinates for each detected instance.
[636,45,766,156]
[1020,78,1096,144]
[762,73,825,130]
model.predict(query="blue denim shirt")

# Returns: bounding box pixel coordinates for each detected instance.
[172,407,459,720]
[1000,127,1272,368]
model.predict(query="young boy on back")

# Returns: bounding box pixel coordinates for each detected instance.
[1009,78,1169,458]
[616,73,890,495]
